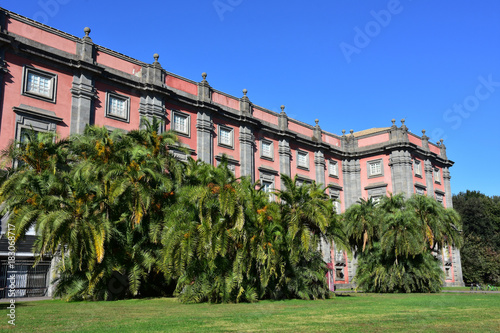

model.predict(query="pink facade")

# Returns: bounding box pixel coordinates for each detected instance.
[212,92,240,110]
[0,7,462,289]
[96,50,142,76]
[165,75,198,96]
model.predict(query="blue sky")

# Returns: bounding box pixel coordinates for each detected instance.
[5,0,500,197]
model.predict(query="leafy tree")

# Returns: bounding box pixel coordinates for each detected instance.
[454,191,500,285]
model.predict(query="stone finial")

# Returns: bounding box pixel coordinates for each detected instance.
[84,27,91,37]
[350,129,354,135]
[342,129,346,136]
[242,88,248,97]
[440,138,444,145]
[201,72,207,81]
[280,105,285,113]
[153,53,159,63]
[391,119,396,126]
[422,129,426,136]
[315,119,319,126]
[401,118,405,125]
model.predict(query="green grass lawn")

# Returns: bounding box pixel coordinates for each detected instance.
[0,293,499,332]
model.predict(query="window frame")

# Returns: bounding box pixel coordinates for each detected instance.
[260,139,274,160]
[217,125,234,149]
[22,66,58,103]
[367,158,383,178]
[105,92,130,123]
[328,160,339,178]
[414,159,422,177]
[297,150,309,170]
[434,167,441,184]
[171,110,190,137]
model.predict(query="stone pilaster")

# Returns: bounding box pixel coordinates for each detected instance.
[139,54,166,130]
[278,139,291,189]
[70,28,96,134]
[451,247,464,286]
[70,71,95,134]
[239,126,254,182]
[424,160,434,196]
[389,150,413,196]
[196,112,213,164]
[138,94,165,132]
[342,159,362,208]
[443,167,452,208]
[314,151,325,187]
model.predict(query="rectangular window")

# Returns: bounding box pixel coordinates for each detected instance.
[329,160,339,177]
[261,140,273,159]
[434,168,441,184]
[367,159,383,178]
[106,92,130,122]
[414,160,422,177]
[172,111,190,136]
[218,125,234,148]
[22,67,57,102]
[297,150,309,169]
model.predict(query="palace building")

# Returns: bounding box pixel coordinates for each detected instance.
[0,7,464,296]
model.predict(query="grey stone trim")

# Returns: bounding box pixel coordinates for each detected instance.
[70,71,95,134]
[424,160,435,196]
[389,150,413,196]
[13,104,63,125]
[198,72,212,103]
[259,138,274,161]
[105,91,130,123]
[367,158,384,179]
[365,182,388,199]
[215,153,239,173]
[435,189,446,195]
[451,247,464,286]
[341,130,358,151]
[217,124,235,149]
[421,130,430,150]
[278,139,291,189]
[443,167,453,208]
[314,151,325,186]
[239,89,252,116]
[328,183,343,191]
[138,94,166,132]
[21,65,58,103]
[342,159,362,207]
[258,165,279,175]
[278,106,288,131]
[196,111,213,164]
[295,173,313,184]
[76,31,95,63]
[313,119,322,142]
[170,110,190,137]
[239,126,254,181]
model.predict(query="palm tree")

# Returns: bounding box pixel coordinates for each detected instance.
[343,197,380,254]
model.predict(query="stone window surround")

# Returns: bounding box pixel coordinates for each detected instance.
[22,66,58,103]
[414,159,422,178]
[328,159,339,178]
[171,110,190,137]
[13,104,62,167]
[105,91,130,123]
[260,138,274,160]
[297,149,309,170]
[434,167,441,184]
[367,158,384,178]
[217,124,234,149]
[365,182,388,203]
